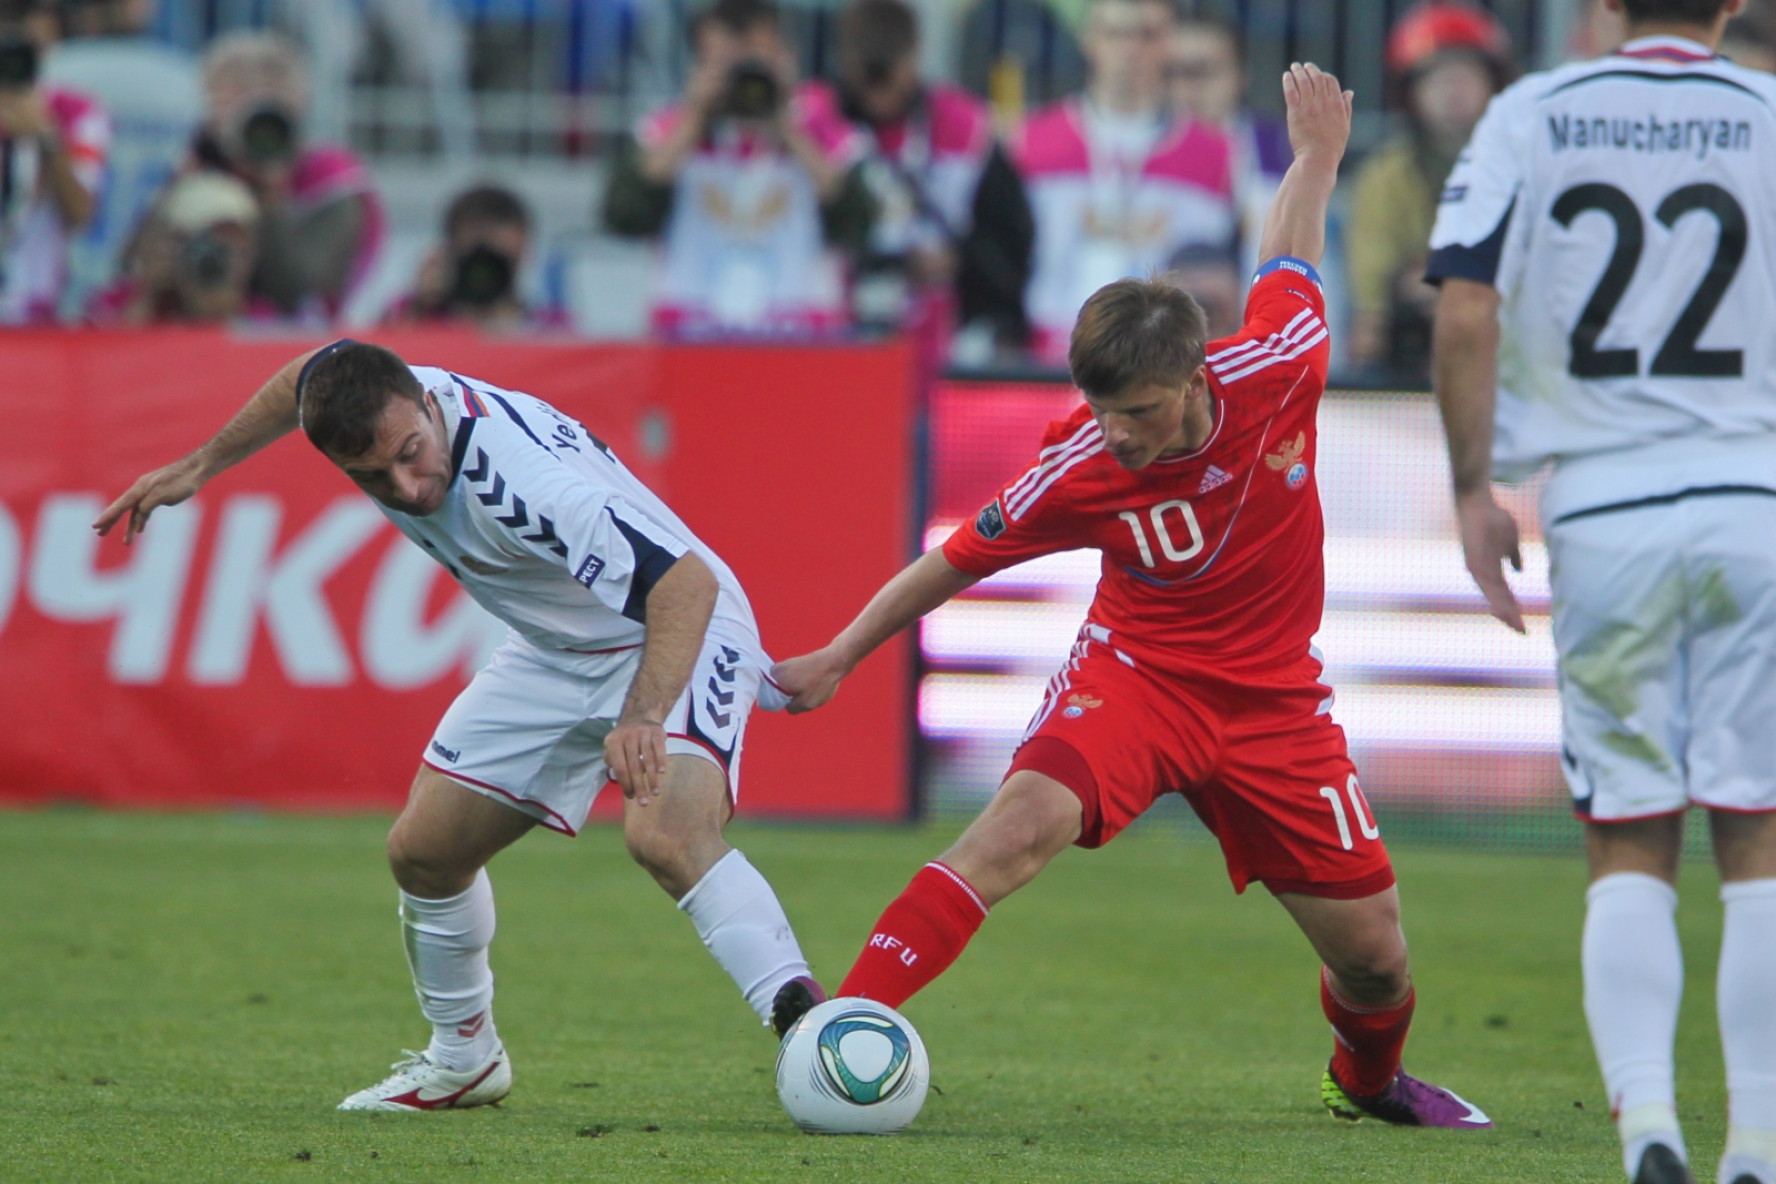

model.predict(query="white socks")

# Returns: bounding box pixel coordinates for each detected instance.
[1585,872,1687,1177]
[401,869,499,1072]
[1719,879,1776,1184]
[678,849,811,1023]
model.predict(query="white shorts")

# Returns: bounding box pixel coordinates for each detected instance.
[422,619,778,834]
[1547,491,1776,821]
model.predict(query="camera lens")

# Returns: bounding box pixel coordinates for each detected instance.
[238,105,296,163]
[0,34,38,89]
[724,61,780,120]
[179,234,236,290]
[450,244,516,309]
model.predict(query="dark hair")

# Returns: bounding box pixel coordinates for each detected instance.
[299,341,427,459]
[1068,278,1209,398]
[444,184,529,238]
[1621,0,1732,23]
[689,0,779,48]
[1175,9,1246,65]
[839,0,919,80]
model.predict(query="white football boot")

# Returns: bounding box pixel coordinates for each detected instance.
[337,1044,512,1111]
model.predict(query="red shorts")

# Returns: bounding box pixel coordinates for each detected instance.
[1007,644,1394,900]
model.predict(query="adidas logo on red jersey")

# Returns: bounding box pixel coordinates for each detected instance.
[1198,465,1233,494]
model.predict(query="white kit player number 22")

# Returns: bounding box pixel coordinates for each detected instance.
[1554,180,1745,379]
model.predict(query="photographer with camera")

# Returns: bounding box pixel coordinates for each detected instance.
[390,184,563,331]
[834,0,1032,366]
[188,31,383,322]
[0,0,108,324]
[89,169,258,325]
[603,0,876,337]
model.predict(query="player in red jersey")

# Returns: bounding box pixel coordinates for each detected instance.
[774,63,1491,1129]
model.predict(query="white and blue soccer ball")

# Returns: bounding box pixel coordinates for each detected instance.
[775,997,930,1134]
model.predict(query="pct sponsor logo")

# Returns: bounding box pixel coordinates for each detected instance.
[574,554,606,588]
[1198,465,1232,494]
[430,740,461,763]
[975,500,1007,540]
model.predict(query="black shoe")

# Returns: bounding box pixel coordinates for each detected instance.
[1729,1176,1761,1184]
[1633,1144,1694,1184]
[770,975,826,1040]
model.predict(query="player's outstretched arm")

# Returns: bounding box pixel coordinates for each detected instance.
[1433,277,1525,633]
[92,346,324,545]
[605,552,720,806]
[1255,62,1351,269]
[772,548,978,714]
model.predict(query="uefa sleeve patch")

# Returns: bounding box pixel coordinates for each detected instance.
[574,554,606,587]
[976,500,1007,539]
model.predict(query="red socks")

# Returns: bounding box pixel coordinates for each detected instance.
[1321,965,1415,1096]
[838,862,989,1007]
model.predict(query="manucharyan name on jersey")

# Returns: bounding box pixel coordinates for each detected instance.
[1546,112,1751,158]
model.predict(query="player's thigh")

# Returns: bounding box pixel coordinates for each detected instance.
[1205,698,1393,899]
[388,764,539,895]
[428,636,631,835]
[1710,809,1776,882]
[1546,509,1689,820]
[1273,885,1408,1005]
[660,618,767,796]
[1008,649,1217,851]
[1681,494,1776,813]
[939,770,1084,907]
[1584,813,1684,884]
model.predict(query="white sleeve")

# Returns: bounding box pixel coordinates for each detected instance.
[1426,83,1530,287]
[460,433,690,624]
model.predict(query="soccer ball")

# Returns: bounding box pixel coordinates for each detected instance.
[775,997,930,1134]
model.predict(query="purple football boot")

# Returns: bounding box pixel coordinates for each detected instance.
[1322,1066,1493,1129]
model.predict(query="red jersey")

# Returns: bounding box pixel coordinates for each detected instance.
[943,259,1331,687]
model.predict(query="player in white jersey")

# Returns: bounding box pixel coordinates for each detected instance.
[93,339,826,1111]
[1429,3,1776,1183]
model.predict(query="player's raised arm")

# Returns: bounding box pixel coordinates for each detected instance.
[1255,62,1352,269]
[92,344,326,544]
[772,548,977,714]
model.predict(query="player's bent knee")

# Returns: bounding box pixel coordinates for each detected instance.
[1327,940,1411,1006]
[385,825,475,899]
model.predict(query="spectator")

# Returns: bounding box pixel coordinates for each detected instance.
[0,0,108,324]
[190,31,383,321]
[89,170,257,325]
[389,184,563,330]
[1345,1,1509,387]
[44,0,201,319]
[1721,4,1776,72]
[1168,11,1290,278]
[1016,0,1236,363]
[834,0,1034,363]
[602,0,877,338]
[1162,240,1240,337]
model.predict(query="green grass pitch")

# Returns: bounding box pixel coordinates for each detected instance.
[0,809,1734,1182]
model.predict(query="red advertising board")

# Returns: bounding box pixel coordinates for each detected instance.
[0,330,915,819]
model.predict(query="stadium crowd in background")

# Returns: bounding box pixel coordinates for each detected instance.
[1016,0,1237,363]
[1345,1,1512,388]
[601,0,876,338]
[387,183,564,330]
[0,0,107,324]
[10,0,1776,383]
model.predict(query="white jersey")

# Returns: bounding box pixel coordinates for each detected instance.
[384,365,759,653]
[1428,36,1776,521]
